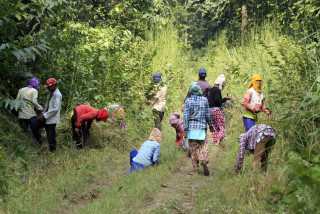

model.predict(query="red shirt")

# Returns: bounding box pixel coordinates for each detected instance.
[175,124,184,147]
[75,105,98,128]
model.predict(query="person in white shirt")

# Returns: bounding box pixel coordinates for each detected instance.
[151,73,167,131]
[31,78,62,152]
[16,77,43,133]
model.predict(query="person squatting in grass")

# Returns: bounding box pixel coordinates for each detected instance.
[181,68,211,111]
[71,105,108,148]
[242,74,271,132]
[184,82,213,176]
[125,128,161,174]
[151,73,167,131]
[169,112,189,152]
[233,124,276,175]
[208,74,231,149]
[16,77,43,133]
[31,78,62,152]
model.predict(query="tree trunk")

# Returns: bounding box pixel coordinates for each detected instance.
[185,0,188,45]
[241,4,247,46]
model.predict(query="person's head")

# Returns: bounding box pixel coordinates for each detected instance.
[248,74,262,93]
[169,112,180,128]
[214,74,226,90]
[189,82,203,96]
[43,78,57,92]
[96,109,109,122]
[152,73,162,84]
[28,77,40,89]
[149,128,162,143]
[199,68,206,80]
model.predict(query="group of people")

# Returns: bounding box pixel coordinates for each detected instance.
[168,69,276,176]
[16,77,126,151]
[16,71,276,176]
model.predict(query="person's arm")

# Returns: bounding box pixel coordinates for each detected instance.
[241,90,254,111]
[261,100,270,115]
[75,112,97,127]
[152,144,160,165]
[183,99,190,132]
[236,137,246,170]
[213,88,228,106]
[43,93,61,120]
[205,100,213,129]
[31,90,43,111]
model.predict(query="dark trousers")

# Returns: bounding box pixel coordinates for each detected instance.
[19,118,33,133]
[71,114,87,149]
[31,118,57,152]
[253,136,275,172]
[152,109,164,131]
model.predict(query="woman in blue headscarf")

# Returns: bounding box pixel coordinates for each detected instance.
[16,77,43,133]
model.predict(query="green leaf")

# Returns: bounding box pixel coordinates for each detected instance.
[99,55,106,62]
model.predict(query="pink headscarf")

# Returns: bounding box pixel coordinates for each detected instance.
[169,112,183,133]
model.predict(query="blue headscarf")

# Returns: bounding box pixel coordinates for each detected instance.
[28,77,39,89]
[152,73,162,83]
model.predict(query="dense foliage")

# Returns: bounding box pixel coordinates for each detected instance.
[1,0,320,212]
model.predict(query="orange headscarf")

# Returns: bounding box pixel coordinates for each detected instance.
[248,74,262,93]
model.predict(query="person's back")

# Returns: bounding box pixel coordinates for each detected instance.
[17,87,42,119]
[184,95,210,129]
[132,140,160,166]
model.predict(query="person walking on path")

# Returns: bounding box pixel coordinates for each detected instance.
[233,124,276,175]
[151,73,167,131]
[126,128,161,174]
[31,78,62,152]
[208,74,231,149]
[184,82,213,176]
[71,105,108,148]
[182,68,211,111]
[242,74,271,132]
[16,77,43,133]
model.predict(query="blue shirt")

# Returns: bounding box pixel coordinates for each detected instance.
[183,95,213,132]
[132,140,160,166]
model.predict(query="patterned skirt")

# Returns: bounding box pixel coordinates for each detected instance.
[210,109,226,142]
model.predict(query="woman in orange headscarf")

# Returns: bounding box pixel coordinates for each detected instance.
[241,74,271,132]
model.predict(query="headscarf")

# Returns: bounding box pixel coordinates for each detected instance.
[214,74,226,90]
[97,109,109,122]
[152,73,162,83]
[189,82,203,96]
[149,128,162,143]
[169,112,183,133]
[28,77,39,89]
[248,74,262,93]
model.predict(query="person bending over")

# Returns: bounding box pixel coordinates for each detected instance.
[71,105,108,148]
[233,124,276,175]
[126,128,161,174]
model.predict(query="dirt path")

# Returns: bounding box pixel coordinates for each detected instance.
[140,147,218,214]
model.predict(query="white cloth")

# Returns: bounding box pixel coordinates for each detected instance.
[43,88,62,124]
[248,88,264,106]
[214,74,226,90]
[182,137,190,152]
[16,87,43,119]
[151,85,167,112]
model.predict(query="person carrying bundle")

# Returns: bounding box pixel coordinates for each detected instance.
[242,74,271,132]
[71,105,108,148]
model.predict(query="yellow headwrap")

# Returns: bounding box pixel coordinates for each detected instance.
[248,74,262,93]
